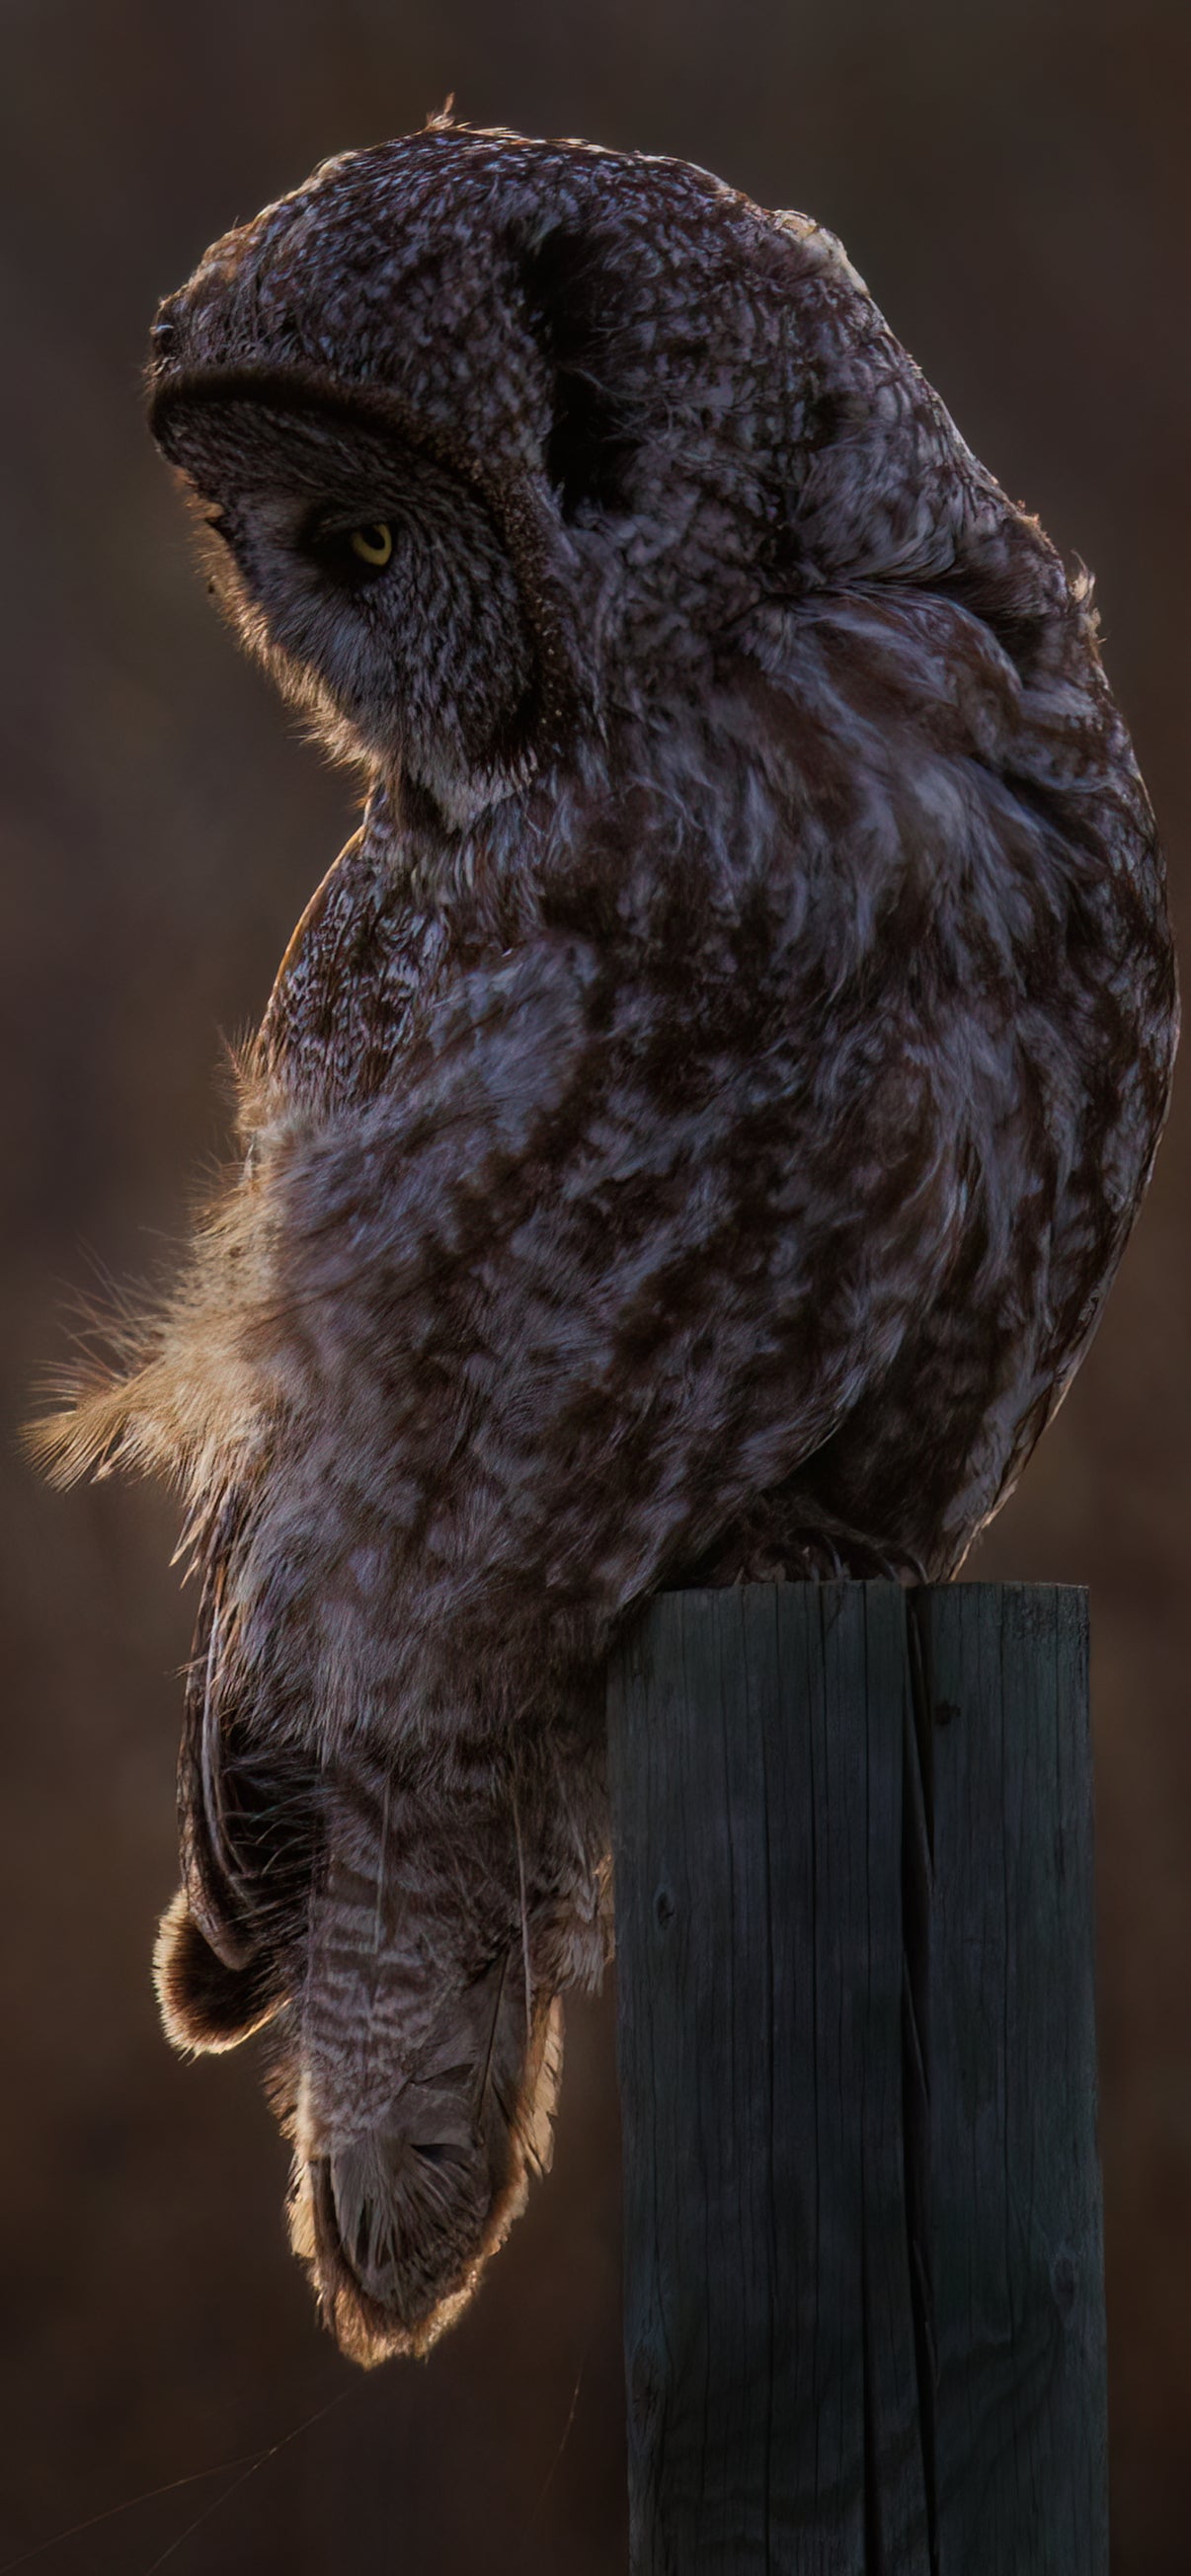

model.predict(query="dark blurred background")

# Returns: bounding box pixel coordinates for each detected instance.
[2,1,1188,2566]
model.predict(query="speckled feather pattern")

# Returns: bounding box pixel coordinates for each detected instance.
[40,122,1176,2362]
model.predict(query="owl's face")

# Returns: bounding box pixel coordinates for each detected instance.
[147,124,820,829]
[154,383,542,825]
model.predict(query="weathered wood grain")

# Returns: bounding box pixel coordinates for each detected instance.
[918,1585,1106,2574]
[607,1582,1106,2575]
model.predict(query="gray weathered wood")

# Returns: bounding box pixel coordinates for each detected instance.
[607,1582,1106,2575]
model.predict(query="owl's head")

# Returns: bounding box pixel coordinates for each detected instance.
[147,121,857,829]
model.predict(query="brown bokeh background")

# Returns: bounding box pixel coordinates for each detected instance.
[2,2,1188,2567]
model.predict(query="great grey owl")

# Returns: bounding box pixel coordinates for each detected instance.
[37,119,1176,2366]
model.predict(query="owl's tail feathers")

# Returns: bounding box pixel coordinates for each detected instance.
[290,1960,565,2366]
[282,1759,598,2367]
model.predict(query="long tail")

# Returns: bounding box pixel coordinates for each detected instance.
[281,1748,599,2365]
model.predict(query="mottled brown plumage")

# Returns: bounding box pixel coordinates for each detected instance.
[37,120,1176,2363]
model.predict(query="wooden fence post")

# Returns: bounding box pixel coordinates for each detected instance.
[607,1582,1107,2574]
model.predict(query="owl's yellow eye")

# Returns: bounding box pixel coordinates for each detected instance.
[349,522,393,567]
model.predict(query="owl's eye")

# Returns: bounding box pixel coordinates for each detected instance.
[349,522,393,567]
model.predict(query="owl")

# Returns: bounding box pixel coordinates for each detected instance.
[37,119,1176,2367]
